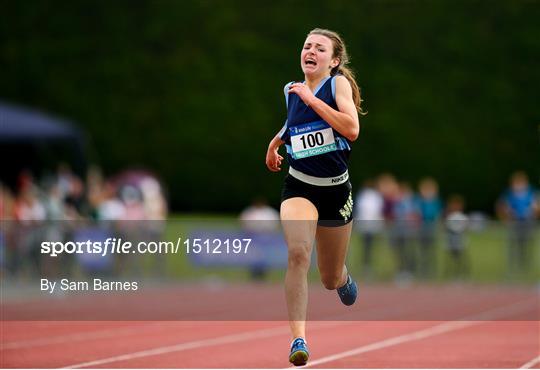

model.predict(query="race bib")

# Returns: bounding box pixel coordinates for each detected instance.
[290,121,337,159]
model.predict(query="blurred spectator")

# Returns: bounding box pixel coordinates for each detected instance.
[391,182,420,281]
[139,176,168,275]
[0,224,4,275]
[86,165,106,220]
[54,163,87,218]
[17,170,35,195]
[1,182,15,220]
[496,171,539,275]
[13,181,46,277]
[119,185,146,220]
[240,197,279,280]
[354,179,384,278]
[56,163,75,199]
[96,182,126,221]
[118,185,146,275]
[3,166,170,280]
[240,197,280,231]
[14,184,45,223]
[377,173,399,222]
[64,175,86,218]
[41,180,66,278]
[0,183,15,275]
[140,177,168,221]
[415,177,442,278]
[42,181,66,220]
[444,195,469,279]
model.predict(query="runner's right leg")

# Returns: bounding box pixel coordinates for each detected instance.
[280,197,318,341]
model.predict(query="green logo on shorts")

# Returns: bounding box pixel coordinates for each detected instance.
[339,192,353,221]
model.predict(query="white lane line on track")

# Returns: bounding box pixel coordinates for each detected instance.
[520,355,540,369]
[61,325,291,369]
[1,323,162,350]
[60,320,358,369]
[3,289,438,351]
[294,299,538,368]
[60,299,537,369]
[57,293,460,368]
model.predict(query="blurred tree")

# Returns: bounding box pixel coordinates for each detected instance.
[1,0,538,212]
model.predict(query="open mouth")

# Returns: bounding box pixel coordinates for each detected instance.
[304,58,317,67]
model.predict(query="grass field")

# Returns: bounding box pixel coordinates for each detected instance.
[158,215,539,284]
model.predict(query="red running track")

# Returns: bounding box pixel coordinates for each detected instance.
[1,320,538,368]
[1,285,539,368]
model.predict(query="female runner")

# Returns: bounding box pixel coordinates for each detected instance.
[265,28,365,366]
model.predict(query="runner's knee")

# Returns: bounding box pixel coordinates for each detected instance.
[287,242,311,270]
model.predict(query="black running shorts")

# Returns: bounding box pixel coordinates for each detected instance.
[281,174,354,227]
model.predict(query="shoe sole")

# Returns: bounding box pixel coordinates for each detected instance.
[289,350,309,366]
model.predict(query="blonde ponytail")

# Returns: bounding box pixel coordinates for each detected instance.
[308,28,367,115]
[335,66,366,115]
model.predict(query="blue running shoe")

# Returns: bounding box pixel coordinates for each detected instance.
[289,337,309,366]
[337,275,357,306]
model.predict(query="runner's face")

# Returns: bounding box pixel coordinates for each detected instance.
[301,34,338,77]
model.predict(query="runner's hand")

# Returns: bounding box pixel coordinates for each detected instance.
[266,146,283,172]
[288,83,317,107]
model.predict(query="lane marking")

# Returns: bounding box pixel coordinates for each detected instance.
[56,293,461,368]
[296,299,537,368]
[63,298,536,369]
[520,355,540,369]
[61,320,366,369]
[61,325,291,369]
[2,323,161,350]
[2,290,438,350]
